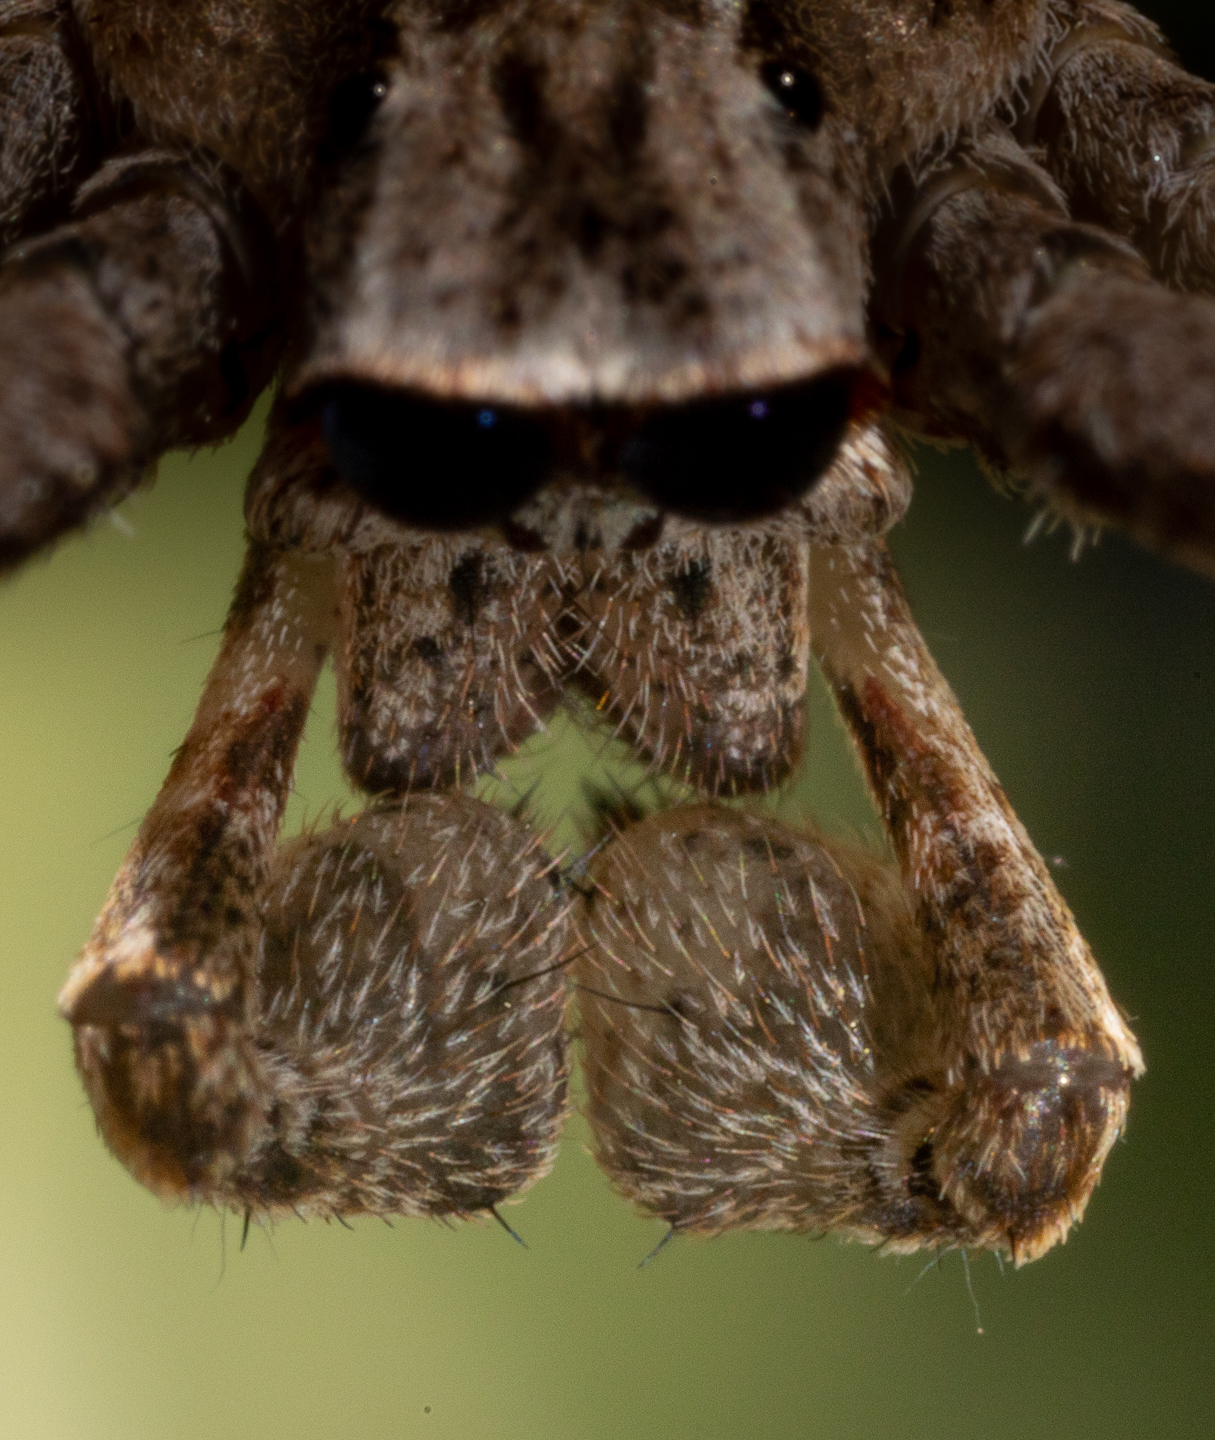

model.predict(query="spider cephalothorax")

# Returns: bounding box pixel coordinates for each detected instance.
[5,0,1210,1262]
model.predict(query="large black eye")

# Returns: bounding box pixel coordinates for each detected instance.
[321,386,553,530]
[322,71,390,161]
[618,375,853,523]
[760,60,824,131]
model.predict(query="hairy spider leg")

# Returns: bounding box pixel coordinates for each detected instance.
[0,146,278,570]
[1026,2,1215,298]
[59,539,335,1206]
[0,1,101,250]
[572,425,1139,1262]
[576,531,1142,1263]
[575,802,937,1243]
[882,127,1215,577]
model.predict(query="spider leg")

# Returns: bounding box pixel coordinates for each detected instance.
[879,129,1215,577]
[1026,1,1215,295]
[58,534,334,1206]
[575,743,1138,1260]
[0,1,104,248]
[787,420,913,546]
[252,795,573,1220]
[575,802,934,1241]
[808,536,1143,1263]
[0,148,281,569]
[60,425,573,1218]
[72,0,396,215]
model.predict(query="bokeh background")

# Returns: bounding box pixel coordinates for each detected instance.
[2,4,1213,1438]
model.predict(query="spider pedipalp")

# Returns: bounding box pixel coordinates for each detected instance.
[576,530,1142,1265]
[58,490,575,1220]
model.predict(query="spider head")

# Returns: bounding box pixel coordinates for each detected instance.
[288,0,871,544]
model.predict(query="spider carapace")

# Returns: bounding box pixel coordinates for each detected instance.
[7,0,1212,1264]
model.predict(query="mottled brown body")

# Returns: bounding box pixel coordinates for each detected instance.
[3,0,1181,1252]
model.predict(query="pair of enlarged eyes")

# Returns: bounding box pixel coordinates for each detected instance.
[319,373,852,528]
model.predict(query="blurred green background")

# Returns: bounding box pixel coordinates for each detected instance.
[2,4,1214,1437]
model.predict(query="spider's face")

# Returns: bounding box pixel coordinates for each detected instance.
[70,1,1055,544]
[295,1,870,407]
[289,0,1050,535]
[12,0,1215,1266]
[294,0,869,536]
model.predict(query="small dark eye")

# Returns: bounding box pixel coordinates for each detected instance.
[321,385,553,530]
[618,374,853,524]
[760,60,824,131]
[324,72,390,158]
